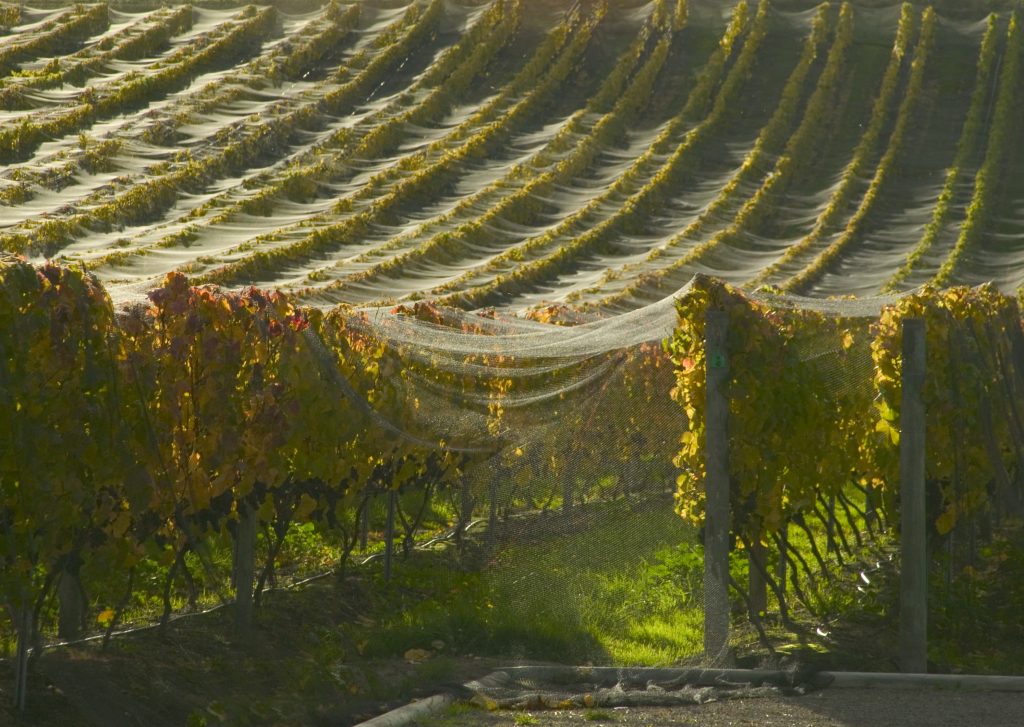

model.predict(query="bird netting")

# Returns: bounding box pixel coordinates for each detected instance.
[3,259,1024,717]
[282,274,907,668]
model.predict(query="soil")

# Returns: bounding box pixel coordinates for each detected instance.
[0,573,506,726]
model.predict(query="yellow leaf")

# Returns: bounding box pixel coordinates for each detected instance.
[97,608,115,627]
[875,419,899,445]
[875,400,897,422]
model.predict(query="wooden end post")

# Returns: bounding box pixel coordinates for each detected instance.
[704,310,731,665]
[899,318,927,673]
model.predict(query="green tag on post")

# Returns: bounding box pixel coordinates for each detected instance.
[709,352,727,369]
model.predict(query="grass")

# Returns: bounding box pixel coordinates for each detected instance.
[5,480,1024,724]
[741,484,893,623]
[358,496,705,666]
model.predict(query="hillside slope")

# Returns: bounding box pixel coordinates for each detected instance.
[1,0,1022,311]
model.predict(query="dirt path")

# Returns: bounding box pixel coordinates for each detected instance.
[420,688,1024,727]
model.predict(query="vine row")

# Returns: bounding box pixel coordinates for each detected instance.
[883,13,1001,291]
[196,2,600,287]
[0,4,110,78]
[783,6,937,294]
[86,0,509,270]
[0,4,360,214]
[590,1,855,308]
[747,3,919,290]
[0,5,194,107]
[0,5,276,167]
[432,0,771,308]
[307,0,679,297]
[931,12,1022,288]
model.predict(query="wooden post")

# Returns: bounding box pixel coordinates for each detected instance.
[384,490,396,583]
[234,501,257,631]
[899,318,927,673]
[704,310,731,665]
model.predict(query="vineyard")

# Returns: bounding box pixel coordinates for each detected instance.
[3,0,1024,724]
[0,0,1023,305]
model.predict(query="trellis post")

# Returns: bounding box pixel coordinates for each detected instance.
[900,318,927,673]
[704,310,731,664]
